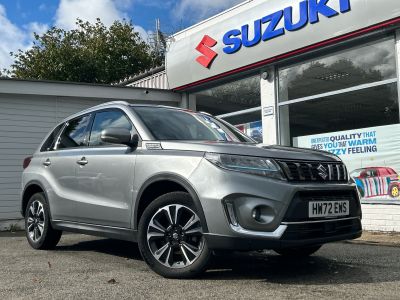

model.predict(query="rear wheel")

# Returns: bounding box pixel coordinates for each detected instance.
[25,192,62,250]
[138,192,211,278]
[274,245,322,257]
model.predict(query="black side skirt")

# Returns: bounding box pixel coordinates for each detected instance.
[52,220,138,242]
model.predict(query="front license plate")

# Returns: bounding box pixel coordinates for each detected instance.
[309,201,350,218]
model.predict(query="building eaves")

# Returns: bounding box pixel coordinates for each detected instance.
[114,65,165,86]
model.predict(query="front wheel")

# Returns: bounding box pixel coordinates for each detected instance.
[390,185,399,198]
[274,245,322,257]
[138,192,211,278]
[25,192,62,250]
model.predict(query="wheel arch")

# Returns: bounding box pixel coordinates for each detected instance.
[21,181,48,217]
[134,173,208,233]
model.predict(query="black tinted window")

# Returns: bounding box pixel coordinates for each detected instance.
[132,107,253,142]
[89,110,133,146]
[57,115,91,149]
[40,124,64,152]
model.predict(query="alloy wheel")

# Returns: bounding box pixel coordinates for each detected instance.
[392,186,399,198]
[27,200,45,243]
[146,204,204,268]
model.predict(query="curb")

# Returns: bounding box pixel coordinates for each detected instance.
[344,239,400,248]
[0,219,24,232]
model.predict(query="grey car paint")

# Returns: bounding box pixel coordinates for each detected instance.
[73,146,136,228]
[22,101,361,249]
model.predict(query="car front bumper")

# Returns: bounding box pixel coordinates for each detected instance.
[204,218,362,250]
[189,159,362,250]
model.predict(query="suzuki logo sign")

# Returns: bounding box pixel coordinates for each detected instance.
[194,0,351,68]
[195,35,218,68]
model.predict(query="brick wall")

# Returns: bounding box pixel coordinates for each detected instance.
[362,204,400,232]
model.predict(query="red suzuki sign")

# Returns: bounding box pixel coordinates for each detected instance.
[195,35,218,68]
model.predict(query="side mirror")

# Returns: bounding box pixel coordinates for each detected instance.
[100,127,139,149]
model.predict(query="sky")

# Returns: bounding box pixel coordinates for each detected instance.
[0,0,244,70]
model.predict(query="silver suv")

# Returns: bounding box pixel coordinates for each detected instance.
[21,101,362,278]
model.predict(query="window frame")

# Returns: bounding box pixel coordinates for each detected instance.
[87,108,141,149]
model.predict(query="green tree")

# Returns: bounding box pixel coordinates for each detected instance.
[9,19,162,84]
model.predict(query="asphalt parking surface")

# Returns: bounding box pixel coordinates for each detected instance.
[1,233,399,299]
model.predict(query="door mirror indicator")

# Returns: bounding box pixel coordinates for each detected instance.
[100,127,139,149]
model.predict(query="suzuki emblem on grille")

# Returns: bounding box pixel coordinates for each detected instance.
[317,164,329,180]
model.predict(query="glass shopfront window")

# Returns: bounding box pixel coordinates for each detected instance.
[279,36,398,145]
[195,75,262,142]
[278,35,400,205]
[284,83,398,139]
[278,37,397,103]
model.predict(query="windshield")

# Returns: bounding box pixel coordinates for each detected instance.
[131,106,254,143]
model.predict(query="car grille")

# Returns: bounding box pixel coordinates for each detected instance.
[277,160,348,182]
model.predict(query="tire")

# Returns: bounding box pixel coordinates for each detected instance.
[274,245,322,257]
[25,192,62,250]
[390,185,399,198]
[138,192,211,278]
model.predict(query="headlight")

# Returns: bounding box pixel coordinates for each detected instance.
[205,153,285,180]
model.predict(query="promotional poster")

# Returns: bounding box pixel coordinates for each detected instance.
[294,124,400,205]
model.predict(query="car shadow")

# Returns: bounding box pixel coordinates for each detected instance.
[55,237,142,261]
[202,250,395,285]
[54,237,400,285]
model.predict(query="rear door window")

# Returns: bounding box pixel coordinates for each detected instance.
[57,114,91,150]
[89,110,133,147]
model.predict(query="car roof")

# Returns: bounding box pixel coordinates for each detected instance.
[61,101,193,124]
[351,167,395,174]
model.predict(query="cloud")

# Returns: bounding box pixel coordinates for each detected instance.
[0,5,28,70]
[1,1,159,71]
[174,0,244,23]
[55,0,124,30]
[114,0,135,10]
[24,22,49,37]
[55,0,149,40]
[0,5,50,70]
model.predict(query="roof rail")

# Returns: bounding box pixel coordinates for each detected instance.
[90,101,130,109]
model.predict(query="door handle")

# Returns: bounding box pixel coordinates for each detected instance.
[77,157,88,166]
[43,159,51,167]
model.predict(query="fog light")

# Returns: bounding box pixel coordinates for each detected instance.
[225,202,238,226]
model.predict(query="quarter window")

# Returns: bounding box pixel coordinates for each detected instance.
[57,115,91,149]
[89,110,133,146]
[40,124,64,152]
